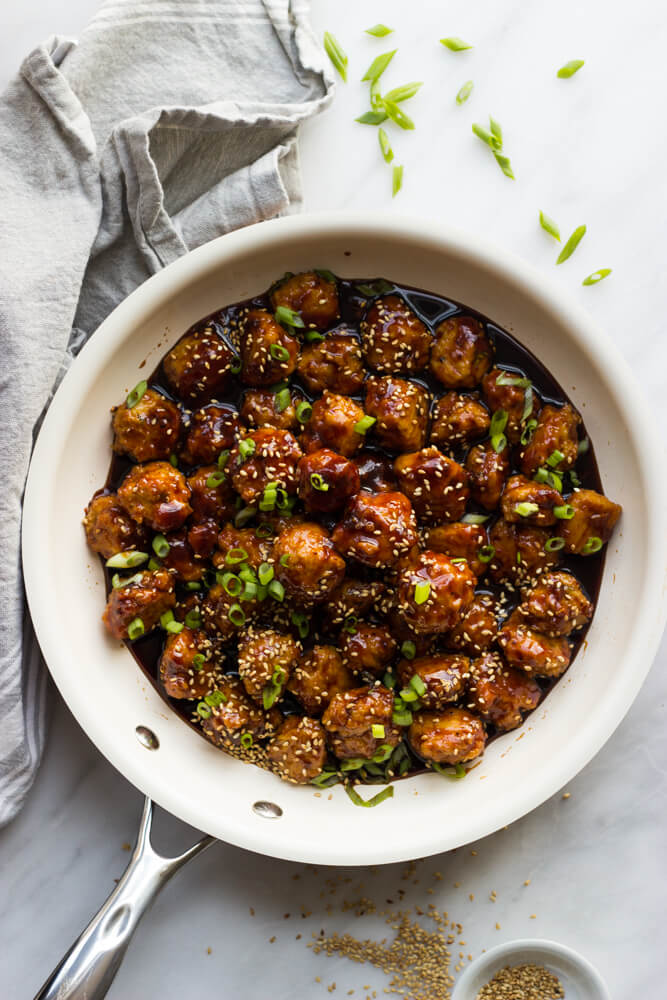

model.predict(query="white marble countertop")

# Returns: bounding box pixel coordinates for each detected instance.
[2,1,666,997]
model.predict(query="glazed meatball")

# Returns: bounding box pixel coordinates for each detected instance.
[322,685,402,760]
[501,474,564,527]
[488,520,560,585]
[160,529,205,582]
[201,676,281,748]
[202,582,258,640]
[382,605,434,659]
[422,522,489,578]
[237,628,299,705]
[364,376,430,453]
[469,652,541,732]
[102,569,175,640]
[323,578,386,628]
[187,465,236,524]
[117,461,192,532]
[394,447,470,524]
[240,308,299,387]
[288,644,355,715]
[230,427,302,504]
[301,391,366,457]
[408,708,486,765]
[445,594,498,655]
[297,449,360,514]
[159,627,220,699]
[556,489,622,554]
[339,624,397,678]
[520,403,581,477]
[498,610,571,677]
[240,387,305,432]
[213,523,270,572]
[112,388,181,463]
[332,492,418,569]
[519,571,593,636]
[163,327,234,404]
[397,551,476,635]
[429,315,493,389]
[361,294,431,374]
[187,520,219,558]
[297,334,365,395]
[267,715,328,784]
[396,654,469,710]
[273,522,346,606]
[465,441,510,511]
[354,450,397,493]
[83,493,145,560]
[481,368,540,443]
[430,392,490,450]
[181,403,240,465]
[271,270,340,331]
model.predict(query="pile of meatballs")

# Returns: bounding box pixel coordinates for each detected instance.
[84,270,622,793]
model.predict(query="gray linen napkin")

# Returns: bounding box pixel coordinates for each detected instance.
[0,0,333,826]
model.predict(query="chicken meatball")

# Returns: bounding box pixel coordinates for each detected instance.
[301,391,366,457]
[273,522,346,606]
[112,388,181,463]
[364,376,430,453]
[396,654,469,710]
[230,427,302,504]
[361,295,431,374]
[160,529,205,582]
[430,392,490,450]
[237,628,299,705]
[297,449,360,514]
[201,676,281,748]
[556,489,622,554]
[103,569,175,640]
[271,270,340,331]
[297,334,365,395]
[181,403,240,465]
[339,624,397,678]
[159,627,220,699]
[408,708,486,765]
[240,308,299,387]
[163,327,234,404]
[519,571,593,636]
[332,492,418,569]
[520,403,581,477]
[481,368,540,444]
[267,715,328,784]
[469,652,541,732]
[202,582,258,640]
[429,315,493,389]
[394,447,470,524]
[354,450,397,493]
[83,493,145,560]
[498,610,571,677]
[288,644,355,715]
[322,685,402,760]
[323,578,386,628]
[240,387,305,433]
[397,551,476,635]
[465,441,511,511]
[186,465,236,524]
[501,474,564,527]
[488,520,560,585]
[213,523,271,572]
[445,594,498,655]
[422,521,489,578]
[117,461,192,532]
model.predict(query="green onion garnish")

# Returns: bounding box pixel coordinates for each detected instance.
[274,305,305,329]
[456,80,474,105]
[296,401,312,423]
[554,505,575,520]
[196,702,211,719]
[311,769,340,789]
[106,550,148,569]
[111,572,143,590]
[414,581,430,604]
[291,611,309,639]
[582,536,603,555]
[340,758,366,772]
[569,469,581,488]
[315,269,336,283]
[401,640,416,660]
[410,674,427,697]
[583,269,612,286]
[270,343,290,362]
[489,115,503,145]
[545,537,566,552]
[521,385,534,422]
[371,724,385,739]
[490,409,508,436]
[478,544,495,563]
[305,330,326,343]
[432,762,467,779]
[556,225,586,265]
[540,210,561,242]
[440,37,473,51]
[310,472,329,492]
[274,387,291,413]
[392,164,404,197]
[228,603,246,627]
[205,471,225,489]
[242,581,258,602]
[161,611,183,634]
[378,127,394,163]
[354,414,376,435]
[192,653,206,671]
[239,564,257,584]
[226,547,248,565]
[184,609,201,629]
[279,553,290,567]
[345,783,395,808]
[547,449,565,468]
[127,617,144,640]
[323,31,348,82]
[461,513,489,524]
[217,450,230,470]
[342,616,358,635]
[238,438,256,460]
[383,101,415,131]
[472,123,502,150]
[221,572,241,595]
[356,110,389,126]
[230,355,242,375]
[355,279,394,297]
[383,671,396,690]
[234,505,256,528]
[521,419,538,445]
[268,579,285,602]
[496,371,530,387]
[362,49,397,83]
[578,437,590,455]
[240,733,254,749]
[366,23,393,37]
[262,682,281,710]
[255,523,274,539]
[258,562,274,586]
[384,82,423,103]
[205,690,227,708]
[515,502,539,517]
[399,687,419,703]
[147,558,161,572]
[392,709,413,727]
[169,453,178,468]
[491,433,507,454]
[494,152,515,180]
[125,380,147,409]
[557,59,585,79]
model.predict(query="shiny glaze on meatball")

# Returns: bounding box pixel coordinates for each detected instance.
[83,493,145,560]
[364,376,430,453]
[429,315,493,389]
[421,521,488,578]
[297,334,365,395]
[230,427,302,504]
[397,550,476,635]
[273,522,345,606]
[481,367,540,443]
[465,441,510,511]
[361,294,432,374]
[181,403,240,465]
[468,652,541,732]
[240,308,299,387]
[487,519,561,585]
[332,491,418,568]
[339,623,397,677]
[430,392,490,450]
[112,388,181,463]
[322,685,402,760]
[237,627,299,704]
[519,571,593,636]
[297,449,360,513]
[267,715,328,783]
[498,609,571,677]
[445,594,498,655]
[408,707,486,765]
[501,474,564,527]
[396,654,469,711]
[240,387,305,432]
[117,461,192,532]
[163,328,234,404]
[186,465,236,524]
[288,644,355,715]
[520,403,581,477]
[556,489,622,554]
[159,627,220,699]
[201,676,282,748]
[271,271,340,331]
[394,447,470,524]
[103,569,175,640]
[301,391,366,457]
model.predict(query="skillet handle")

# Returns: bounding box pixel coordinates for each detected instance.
[33,798,215,1000]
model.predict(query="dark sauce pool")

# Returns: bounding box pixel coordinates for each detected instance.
[102,274,605,783]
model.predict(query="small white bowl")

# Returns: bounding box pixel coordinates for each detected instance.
[452,939,610,1000]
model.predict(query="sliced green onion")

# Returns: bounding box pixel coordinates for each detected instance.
[228,603,246,627]
[311,769,339,789]
[461,513,489,525]
[372,744,394,763]
[255,523,274,539]
[414,580,430,604]
[205,471,225,489]
[490,409,508,436]
[578,437,590,455]
[106,550,148,569]
[401,640,416,660]
[125,380,148,409]
[496,371,530,387]
[384,82,423,103]
[342,615,358,634]
[540,210,561,242]
[196,702,211,719]
[515,502,539,517]
[310,472,330,492]
[296,401,312,423]
[494,151,515,180]
[111,572,143,590]
[242,581,258,602]
[456,80,474,105]
[225,547,248,565]
[546,449,565,468]
[274,305,305,329]
[521,385,534,421]
[491,433,507,454]
[378,127,394,164]
[240,733,254,749]
[262,683,281,710]
[268,579,285,602]
[545,537,566,552]
[258,562,274,586]
[291,611,309,639]
[192,653,206,670]
[582,536,603,555]
[238,438,256,461]
[557,59,585,79]
[383,101,415,131]
[274,387,291,413]
[440,37,473,51]
[217,449,230,470]
[355,279,394,297]
[569,469,581,488]
[340,757,366,772]
[270,343,290,362]
[259,490,277,512]
[478,544,495,563]
[279,553,290,567]
[432,762,467,779]
[238,564,257,584]
[383,670,396,690]
[354,414,376,435]
[366,23,393,37]
[169,453,179,468]
[205,690,227,708]
[184,609,201,629]
[230,355,242,375]
[399,687,419,703]
[345,783,395,808]
[371,724,385,740]
[554,504,575,520]
[556,225,586,265]
[160,610,175,627]
[356,110,389,126]
[147,558,161,572]
[305,330,326,343]
[362,49,397,83]
[392,709,413,727]
[583,268,612,286]
[235,505,256,528]
[323,31,348,82]
[315,269,337,284]
[410,674,427,697]
[450,557,468,564]
[472,123,502,150]
[127,617,144,641]
[521,419,538,445]
[392,165,404,197]
[489,116,503,145]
